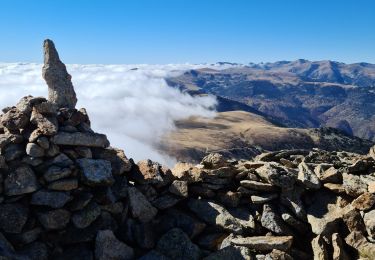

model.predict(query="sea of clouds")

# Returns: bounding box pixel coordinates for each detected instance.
[0,63,234,166]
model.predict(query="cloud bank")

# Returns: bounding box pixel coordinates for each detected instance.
[0,63,220,166]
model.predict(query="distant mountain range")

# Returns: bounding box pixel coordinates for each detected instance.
[167,60,375,141]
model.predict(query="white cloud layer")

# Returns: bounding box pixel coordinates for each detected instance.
[0,63,221,166]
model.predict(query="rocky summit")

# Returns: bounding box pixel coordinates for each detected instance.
[0,41,375,260]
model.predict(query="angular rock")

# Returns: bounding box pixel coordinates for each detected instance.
[33,101,57,115]
[72,202,101,229]
[31,190,71,208]
[52,132,109,148]
[156,228,201,260]
[95,230,134,260]
[342,208,366,233]
[15,95,46,114]
[42,39,77,108]
[0,107,28,131]
[77,159,114,187]
[364,209,375,239]
[188,199,248,234]
[26,143,45,157]
[37,209,70,230]
[230,235,293,252]
[43,166,72,182]
[169,180,189,197]
[343,173,367,197]
[351,192,375,211]
[30,110,58,136]
[201,153,227,169]
[51,153,73,167]
[323,183,345,194]
[256,163,296,190]
[4,165,38,196]
[297,162,321,189]
[261,204,292,235]
[131,159,173,187]
[128,187,157,222]
[319,166,341,183]
[0,203,28,233]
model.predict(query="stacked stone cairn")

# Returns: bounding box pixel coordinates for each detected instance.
[0,40,375,260]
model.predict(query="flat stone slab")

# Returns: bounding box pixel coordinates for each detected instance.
[31,190,71,208]
[240,180,276,191]
[230,235,293,251]
[52,132,109,148]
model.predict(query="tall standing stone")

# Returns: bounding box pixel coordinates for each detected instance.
[42,39,77,108]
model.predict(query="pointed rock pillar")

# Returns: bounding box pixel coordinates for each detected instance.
[42,39,77,108]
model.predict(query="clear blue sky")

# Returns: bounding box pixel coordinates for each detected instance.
[0,0,374,64]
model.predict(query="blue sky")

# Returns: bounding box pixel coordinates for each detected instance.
[0,0,374,64]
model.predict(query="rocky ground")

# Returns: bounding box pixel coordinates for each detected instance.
[1,40,375,259]
[1,95,375,259]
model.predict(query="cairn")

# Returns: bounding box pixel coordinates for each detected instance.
[0,40,374,259]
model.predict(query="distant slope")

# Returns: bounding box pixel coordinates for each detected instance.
[159,111,373,163]
[167,60,375,141]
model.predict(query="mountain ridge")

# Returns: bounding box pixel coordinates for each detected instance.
[167,60,375,141]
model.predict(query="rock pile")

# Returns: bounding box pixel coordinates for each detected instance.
[0,40,375,259]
